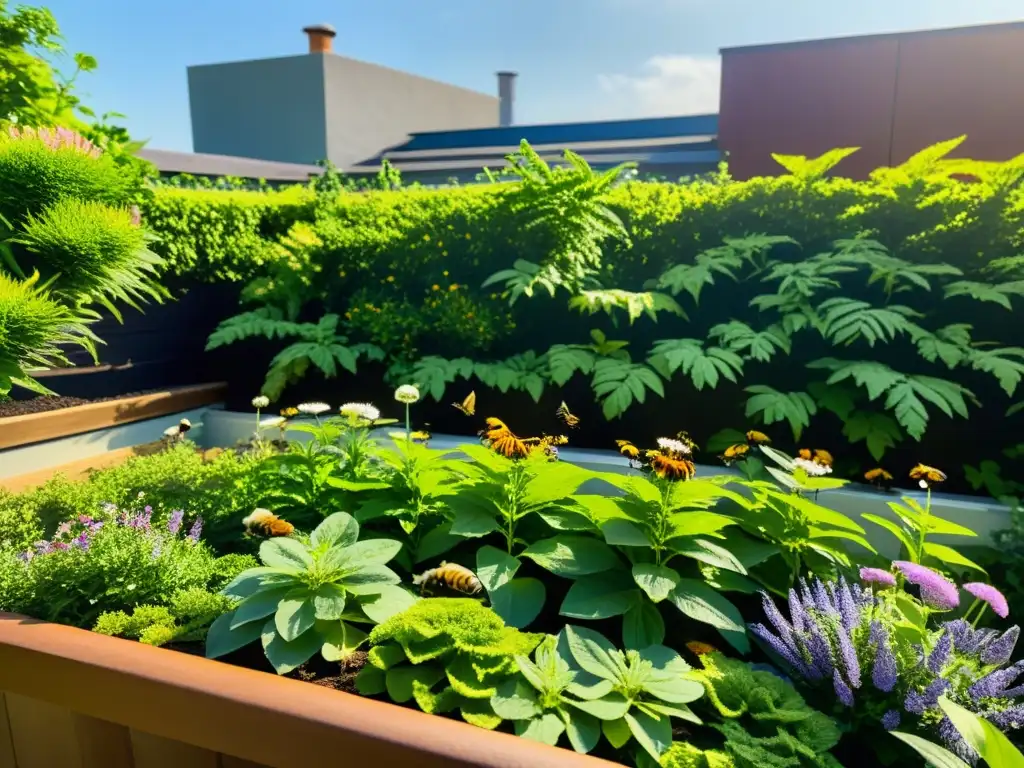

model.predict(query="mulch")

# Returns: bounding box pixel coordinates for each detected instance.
[0,391,155,419]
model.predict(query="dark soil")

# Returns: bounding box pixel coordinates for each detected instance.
[0,390,158,418]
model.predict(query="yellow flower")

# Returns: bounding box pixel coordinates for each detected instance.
[443,270,449,277]
[465,233,471,239]
[386,275,395,282]
[422,234,430,242]
[449,284,459,291]
[431,284,440,291]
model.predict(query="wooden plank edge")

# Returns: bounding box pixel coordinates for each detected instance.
[0,443,166,494]
[0,383,228,451]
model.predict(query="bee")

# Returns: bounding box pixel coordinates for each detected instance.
[685,641,718,657]
[616,439,640,459]
[280,407,299,418]
[162,418,192,441]
[452,391,476,416]
[721,443,750,464]
[798,448,833,467]
[556,401,580,428]
[412,562,483,596]
[242,508,295,538]
[864,468,894,488]
[910,463,946,488]
[745,430,771,445]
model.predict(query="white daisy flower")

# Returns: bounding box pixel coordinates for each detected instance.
[394,384,421,404]
[339,402,381,423]
[793,457,833,477]
[656,437,691,455]
[251,396,270,409]
[257,416,286,430]
[297,402,331,416]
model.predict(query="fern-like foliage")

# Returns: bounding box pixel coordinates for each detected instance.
[656,235,794,304]
[911,324,973,368]
[568,288,686,324]
[590,357,664,420]
[648,338,745,391]
[709,321,792,363]
[545,344,598,386]
[771,147,860,180]
[817,297,921,347]
[842,410,903,461]
[260,314,383,400]
[870,135,968,185]
[830,238,962,296]
[943,280,1024,310]
[205,307,307,350]
[404,356,475,401]
[480,259,562,305]
[743,386,817,440]
[966,347,1024,397]
[474,350,549,402]
[760,254,859,300]
[486,140,633,301]
[807,358,975,440]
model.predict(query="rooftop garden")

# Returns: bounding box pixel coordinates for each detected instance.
[1,3,1024,766]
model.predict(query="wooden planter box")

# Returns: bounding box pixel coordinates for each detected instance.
[0,614,614,768]
[0,383,228,452]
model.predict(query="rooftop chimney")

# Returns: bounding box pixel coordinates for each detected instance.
[497,71,517,127]
[304,23,337,54]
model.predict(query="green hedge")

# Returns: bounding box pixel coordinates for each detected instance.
[141,186,315,282]
[165,142,1024,493]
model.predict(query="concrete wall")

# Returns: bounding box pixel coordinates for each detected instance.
[323,55,498,168]
[718,22,1024,179]
[188,55,328,165]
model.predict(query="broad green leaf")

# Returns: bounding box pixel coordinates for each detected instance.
[602,717,632,748]
[623,601,666,650]
[344,565,402,595]
[260,618,321,674]
[939,696,1024,768]
[221,567,297,600]
[206,611,264,658]
[669,579,750,654]
[336,538,403,567]
[312,583,348,621]
[491,678,542,720]
[259,538,313,570]
[890,732,970,768]
[320,621,367,662]
[625,710,672,760]
[670,538,747,574]
[923,543,986,574]
[231,587,292,629]
[522,535,622,577]
[386,666,445,703]
[275,593,316,641]
[565,625,622,681]
[489,578,545,629]
[449,505,499,538]
[601,519,652,547]
[311,512,360,550]
[359,585,418,624]
[560,571,640,620]
[863,514,915,555]
[632,564,680,603]
[564,709,601,754]
[475,545,521,593]
[639,645,703,704]
[516,713,566,746]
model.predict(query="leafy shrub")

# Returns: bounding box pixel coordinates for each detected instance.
[205,512,415,673]
[0,270,96,395]
[356,598,542,729]
[0,501,216,627]
[15,197,164,311]
[0,128,134,225]
[749,572,1024,763]
[93,587,234,646]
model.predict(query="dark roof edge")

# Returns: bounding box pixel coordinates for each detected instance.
[720,18,1024,55]
[407,112,718,139]
[137,148,324,181]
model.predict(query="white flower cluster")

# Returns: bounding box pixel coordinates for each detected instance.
[394,384,421,404]
[251,396,270,409]
[339,402,381,422]
[657,437,691,455]
[297,402,331,416]
[792,457,833,476]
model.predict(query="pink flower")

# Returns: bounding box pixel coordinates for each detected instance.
[963,583,1009,619]
[893,561,960,611]
[860,567,896,588]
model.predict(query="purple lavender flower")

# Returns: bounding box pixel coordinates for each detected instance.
[812,579,837,614]
[881,709,901,731]
[187,517,203,542]
[144,505,153,514]
[833,669,855,706]
[836,577,860,631]
[17,551,32,562]
[33,541,52,555]
[928,630,952,674]
[938,716,978,764]
[870,622,898,693]
[72,532,91,551]
[836,624,862,688]
[750,623,803,669]
[893,561,960,611]
[981,626,1020,666]
[806,630,835,680]
[904,678,950,714]
[167,510,185,535]
[990,705,1024,730]
[859,567,896,588]
[969,660,1024,700]
[787,588,809,633]
[963,582,1009,619]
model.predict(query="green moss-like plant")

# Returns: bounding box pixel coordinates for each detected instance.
[15,198,165,313]
[94,587,234,647]
[657,653,842,768]
[356,598,543,729]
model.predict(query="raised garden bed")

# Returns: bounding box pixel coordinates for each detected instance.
[0,383,228,451]
[0,614,611,768]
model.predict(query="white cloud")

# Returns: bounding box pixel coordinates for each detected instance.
[597,55,721,118]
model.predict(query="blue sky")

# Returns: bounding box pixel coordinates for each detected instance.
[41,0,1024,152]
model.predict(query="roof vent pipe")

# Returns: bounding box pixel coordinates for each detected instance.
[304,24,337,54]
[497,71,517,127]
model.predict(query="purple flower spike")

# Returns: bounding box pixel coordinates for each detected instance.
[167,510,185,536]
[836,625,862,688]
[833,669,855,706]
[870,622,898,693]
[859,567,896,588]
[788,588,808,633]
[750,623,802,670]
[881,710,901,731]
[187,517,203,542]
[981,626,1020,666]
[904,678,950,714]
[893,561,960,611]
[928,630,952,674]
[72,532,90,551]
[963,583,1009,619]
